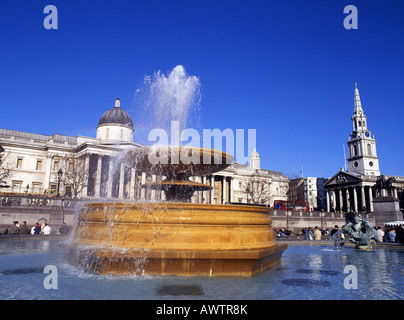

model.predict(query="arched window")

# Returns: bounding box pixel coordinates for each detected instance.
[353,145,358,156]
[367,144,372,155]
[358,121,362,127]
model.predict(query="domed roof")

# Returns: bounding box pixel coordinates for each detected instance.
[250,148,260,158]
[98,98,133,129]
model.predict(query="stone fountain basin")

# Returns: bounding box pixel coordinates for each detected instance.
[71,202,287,276]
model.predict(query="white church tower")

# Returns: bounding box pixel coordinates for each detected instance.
[347,82,380,176]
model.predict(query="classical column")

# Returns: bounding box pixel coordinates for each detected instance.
[118,162,125,199]
[326,190,330,212]
[331,189,336,211]
[210,175,215,204]
[141,172,146,200]
[361,186,366,209]
[94,155,102,198]
[106,157,114,198]
[202,176,207,203]
[222,176,227,204]
[368,186,373,212]
[230,177,235,203]
[81,155,90,197]
[353,187,358,212]
[129,168,136,199]
[151,174,156,200]
[345,188,350,211]
[43,154,52,189]
[338,189,343,212]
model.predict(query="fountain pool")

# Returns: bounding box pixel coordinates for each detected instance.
[1,237,403,300]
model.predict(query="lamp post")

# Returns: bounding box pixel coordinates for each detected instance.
[56,169,63,197]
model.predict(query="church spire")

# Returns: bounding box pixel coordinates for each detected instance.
[354,81,363,115]
[347,82,380,176]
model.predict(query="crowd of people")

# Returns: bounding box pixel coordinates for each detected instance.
[1,220,70,236]
[274,224,404,243]
[374,225,404,243]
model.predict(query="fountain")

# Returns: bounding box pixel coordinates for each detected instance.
[67,66,287,276]
[68,145,287,276]
[341,214,378,250]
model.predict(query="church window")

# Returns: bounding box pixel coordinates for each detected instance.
[369,161,374,167]
[358,121,362,127]
[367,144,372,155]
[354,161,359,168]
[353,145,358,156]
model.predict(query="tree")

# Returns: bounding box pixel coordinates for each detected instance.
[242,176,270,205]
[0,146,13,187]
[59,155,89,198]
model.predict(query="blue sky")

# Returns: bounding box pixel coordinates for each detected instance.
[1,0,403,178]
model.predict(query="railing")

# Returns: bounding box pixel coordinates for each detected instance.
[0,193,83,208]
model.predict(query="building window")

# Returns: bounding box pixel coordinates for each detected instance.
[32,183,41,193]
[367,144,372,155]
[12,181,22,192]
[36,160,43,171]
[16,158,22,168]
[353,145,358,156]
[53,160,59,170]
[65,185,72,197]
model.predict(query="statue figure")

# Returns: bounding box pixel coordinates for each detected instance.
[341,214,377,249]
[373,175,396,197]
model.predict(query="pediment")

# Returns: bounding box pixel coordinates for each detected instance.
[325,171,362,187]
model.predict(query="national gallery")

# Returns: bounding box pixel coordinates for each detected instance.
[0,98,289,206]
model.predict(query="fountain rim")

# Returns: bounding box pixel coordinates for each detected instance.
[123,145,235,177]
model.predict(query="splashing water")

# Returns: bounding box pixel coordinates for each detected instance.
[134,65,201,144]
[328,229,345,250]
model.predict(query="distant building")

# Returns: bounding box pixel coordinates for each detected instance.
[288,177,328,211]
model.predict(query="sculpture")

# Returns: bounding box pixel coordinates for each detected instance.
[342,214,377,249]
[373,175,396,197]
